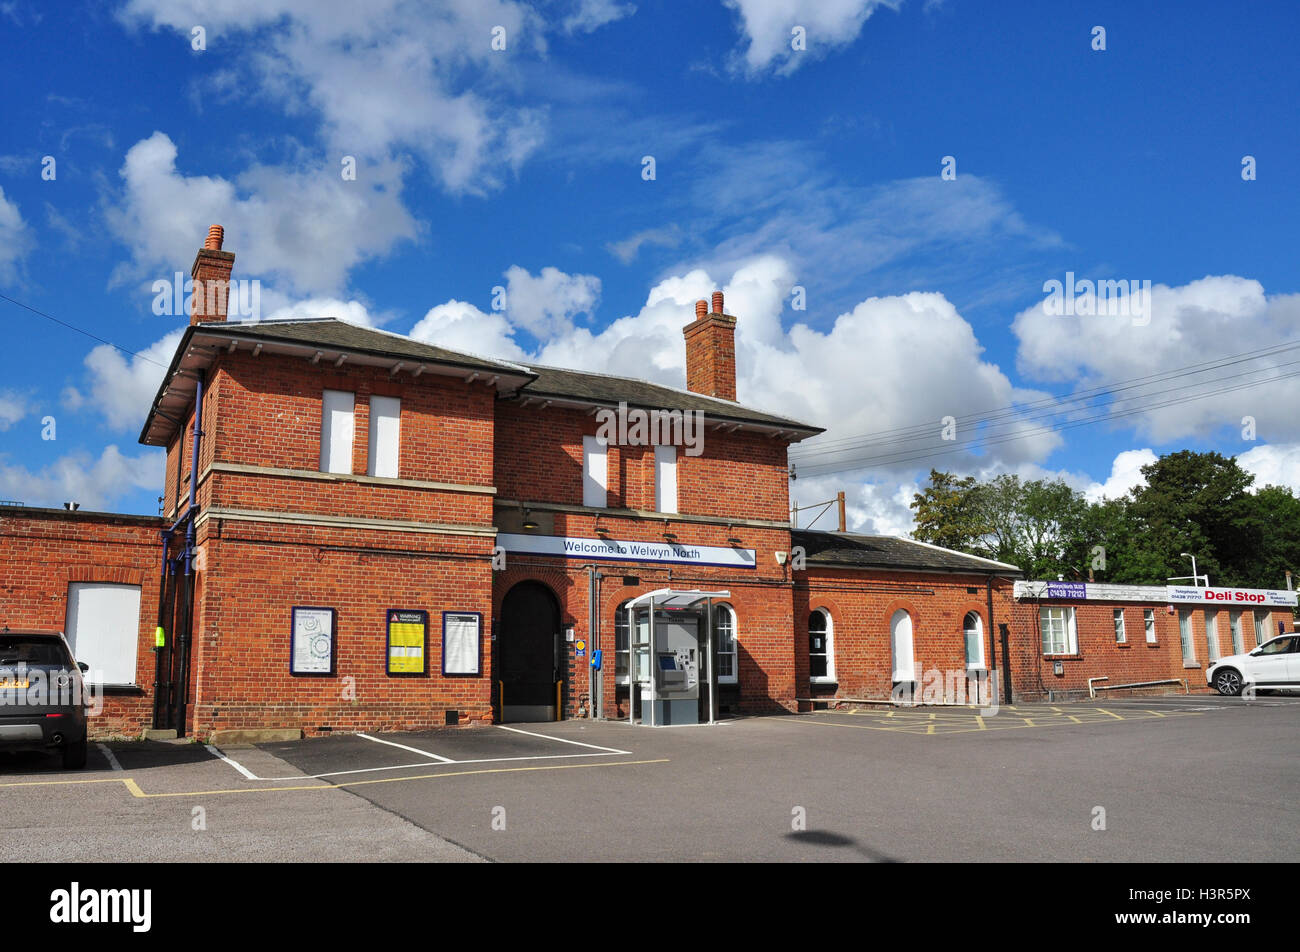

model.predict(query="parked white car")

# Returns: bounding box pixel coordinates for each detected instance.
[1207,634,1300,695]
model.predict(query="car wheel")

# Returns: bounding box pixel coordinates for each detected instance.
[62,739,87,770]
[1213,668,1243,697]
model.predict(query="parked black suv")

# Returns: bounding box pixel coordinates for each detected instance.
[0,629,90,769]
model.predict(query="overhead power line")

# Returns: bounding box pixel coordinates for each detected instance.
[0,291,168,368]
[790,358,1300,479]
[792,338,1300,458]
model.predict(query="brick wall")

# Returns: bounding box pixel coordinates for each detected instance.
[1003,597,1293,700]
[0,509,162,738]
[793,569,1008,706]
[494,400,790,521]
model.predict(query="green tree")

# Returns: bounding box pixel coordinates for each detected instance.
[1123,450,1260,585]
[909,470,986,552]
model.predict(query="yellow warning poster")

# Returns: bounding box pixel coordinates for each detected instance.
[387,609,427,675]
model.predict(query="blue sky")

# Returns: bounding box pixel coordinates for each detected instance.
[1,0,1298,531]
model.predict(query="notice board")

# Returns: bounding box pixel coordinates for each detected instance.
[441,612,482,676]
[386,609,428,675]
[290,606,336,676]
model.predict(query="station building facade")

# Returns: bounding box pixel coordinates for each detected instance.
[0,227,1294,739]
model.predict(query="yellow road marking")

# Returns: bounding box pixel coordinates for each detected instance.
[0,777,127,790]
[794,708,1202,736]
[0,758,670,799]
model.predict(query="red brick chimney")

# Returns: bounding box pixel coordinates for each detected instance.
[682,290,737,401]
[190,224,235,325]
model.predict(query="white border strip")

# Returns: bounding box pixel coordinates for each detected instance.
[357,732,455,762]
[96,743,123,772]
[495,725,630,753]
[204,744,258,780]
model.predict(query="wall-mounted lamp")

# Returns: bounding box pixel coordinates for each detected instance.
[522,508,539,531]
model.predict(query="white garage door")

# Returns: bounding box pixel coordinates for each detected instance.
[66,582,141,685]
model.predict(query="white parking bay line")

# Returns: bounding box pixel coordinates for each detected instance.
[496,725,630,754]
[358,732,456,763]
[96,743,123,772]
[253,750,625,782]
[204,744,259,780]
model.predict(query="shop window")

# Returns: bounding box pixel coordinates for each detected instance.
[65,582,141,686]
[1228,611,1244,655]
[963,611,985,669]
[1253,611,1270,649]
[583,435,608,508]
[1178,609,1196,664]
[1205,610,1220,662]
[891,609,915,681]
[367,395,401,478]
[1039,606,1077,655]
[1113,608,1127,644]
[654,445,678,514]
[320,389,355,474]
[715,604,737,684]
[809,609,834,682]
[1144,609,1156,644]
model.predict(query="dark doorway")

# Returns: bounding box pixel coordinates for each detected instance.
[499,581,562,723]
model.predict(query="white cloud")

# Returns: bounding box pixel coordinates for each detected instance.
[722,0,901,76]
[408,254,1058,484]
[410,299,528,362]
[1013,277,1300,444]
[1238,443,1300,495]
[0,445,162,511]
[606,226,681,264]
[0,185,32,285]
[105,132,419,297]
[501,265,600,339]
[0,390,28,431]
[67,330,183,432]
[119,0,547,195]
[563,0,636,33]
[1082,448,1156,503]
[259,295,379,328]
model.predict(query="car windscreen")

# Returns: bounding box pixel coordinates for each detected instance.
[0,636,72,668]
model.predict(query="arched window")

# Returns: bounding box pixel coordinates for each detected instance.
[715,604,737,685]
[890,609,915,683]
[963,611,985,670]
[809,609,835,682]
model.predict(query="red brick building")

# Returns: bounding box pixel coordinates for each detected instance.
[1005,580,1296,700]
[1,227,1294,739]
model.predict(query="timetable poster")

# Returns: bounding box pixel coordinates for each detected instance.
[290,607,335,676]
[442,612,482,676]
[386,609,428,675]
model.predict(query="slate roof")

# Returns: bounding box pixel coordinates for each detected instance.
[520,363,821,434]
[792,529,1021,575]
[140,318,823,444]
[194,318,528,377]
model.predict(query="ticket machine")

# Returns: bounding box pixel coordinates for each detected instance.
[624,589,728,727]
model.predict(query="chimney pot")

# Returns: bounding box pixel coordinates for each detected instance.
[205,225,224,251]
[695,299,707,320]
[711,291,724,314]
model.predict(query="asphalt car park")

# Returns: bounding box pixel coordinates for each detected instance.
[1,693,1296,862]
